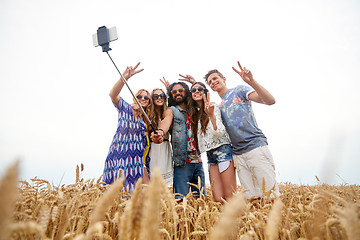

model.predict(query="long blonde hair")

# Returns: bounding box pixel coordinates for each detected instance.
[132,89,153,126]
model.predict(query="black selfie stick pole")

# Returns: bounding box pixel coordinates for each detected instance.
[96,26,157,133]
[106,52,157,133]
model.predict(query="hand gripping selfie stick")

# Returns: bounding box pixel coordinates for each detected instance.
[93,26,157,133]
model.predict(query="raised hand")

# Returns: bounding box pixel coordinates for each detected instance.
[179,74,195,84]
[232,61,254,84]
[131,103,140,111]
[160,77,170,89]
[123,62,144,80]
[203,92,215,116]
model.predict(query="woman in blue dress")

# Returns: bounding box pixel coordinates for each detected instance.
[102,62,152,192]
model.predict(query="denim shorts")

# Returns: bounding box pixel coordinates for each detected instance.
[206,144,233,165]
[173,162,206,199]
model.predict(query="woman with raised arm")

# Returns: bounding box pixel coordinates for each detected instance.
[147,85,173,186]
[102,62,152,192]
[180,75,237,203]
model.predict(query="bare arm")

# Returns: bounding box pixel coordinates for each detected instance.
[158,108,173,134]
[232,61,275,105]
[109,62,144,107]
[203,92,217,131]
[151,108,173,143]
[247,82,275,105]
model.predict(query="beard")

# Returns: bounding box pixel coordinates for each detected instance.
[174,94,186,104]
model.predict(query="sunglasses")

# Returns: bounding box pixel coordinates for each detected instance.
[170,88,185,95]
[152,93,166,100]
[190,86,205,93]
[136,94,150,100]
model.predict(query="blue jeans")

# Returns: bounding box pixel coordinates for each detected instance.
[173,162,206,199]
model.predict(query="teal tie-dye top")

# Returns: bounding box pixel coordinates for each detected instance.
[219,85,267,155]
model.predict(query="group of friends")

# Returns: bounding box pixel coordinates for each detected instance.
[102,61,281,202]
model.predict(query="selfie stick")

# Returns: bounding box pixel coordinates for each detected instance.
[93,26,157,133]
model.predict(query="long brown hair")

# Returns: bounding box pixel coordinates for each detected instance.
[187,82,209,144]
[132,89,153,126]
[149,88,167,131]
[167,82,190,107]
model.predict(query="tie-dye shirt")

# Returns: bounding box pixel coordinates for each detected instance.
[219,85,267,155]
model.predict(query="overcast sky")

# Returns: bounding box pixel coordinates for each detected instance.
[1,0,359,186]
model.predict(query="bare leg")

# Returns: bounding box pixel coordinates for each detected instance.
[142,167,150,184]
[220,161,237,201]
[209,165,224,202]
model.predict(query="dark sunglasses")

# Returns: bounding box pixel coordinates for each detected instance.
[136,94,150,100]
[152,93,166,100]
[170,88,185,95]
[190,86,205,93]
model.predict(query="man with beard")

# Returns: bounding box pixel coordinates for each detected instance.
[151,82,206,199]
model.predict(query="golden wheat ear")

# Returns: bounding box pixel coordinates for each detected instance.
[119,178,143,240]
[265,198,284,240]
[139,168,162,240]
[331,195,360,239]
[0,161,19,240]
[85,177,124,239]
[208,192,247,240]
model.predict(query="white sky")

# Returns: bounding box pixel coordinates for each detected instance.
[1,0,359,186]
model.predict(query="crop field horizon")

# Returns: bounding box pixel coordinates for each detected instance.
[0,162,359,240]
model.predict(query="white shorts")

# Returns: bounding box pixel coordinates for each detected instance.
[233,145,280,199]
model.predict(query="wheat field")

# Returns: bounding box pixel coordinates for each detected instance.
[1,162,359,240]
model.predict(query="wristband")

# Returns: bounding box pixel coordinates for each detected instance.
[158,129,165,136]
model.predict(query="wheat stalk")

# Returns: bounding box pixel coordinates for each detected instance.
[265,198,284,240]
[0,161,19,240]
[333,201,360,240]
[6,162,360,240]
[76,165,80,183]
[85,176,124,239]
[139,168,162,240]
[159,173,178,240]
[118,178,143,240]
[208,192,247,240]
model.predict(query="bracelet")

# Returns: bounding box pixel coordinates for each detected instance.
[158,129,165,136]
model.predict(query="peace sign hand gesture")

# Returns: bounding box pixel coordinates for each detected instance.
[203,92,215,117]
[160,76,170,90]
[178,74,196,84]
[203,91,218,130]
[232,61,254,84]
[123,62,144,80]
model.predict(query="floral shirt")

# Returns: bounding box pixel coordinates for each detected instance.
[220,85,268,155]
[186,112,202,163]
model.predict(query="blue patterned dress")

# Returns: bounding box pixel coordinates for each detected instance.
[102,97,147,192]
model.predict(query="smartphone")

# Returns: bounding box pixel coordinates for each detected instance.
[92,26,118,47]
